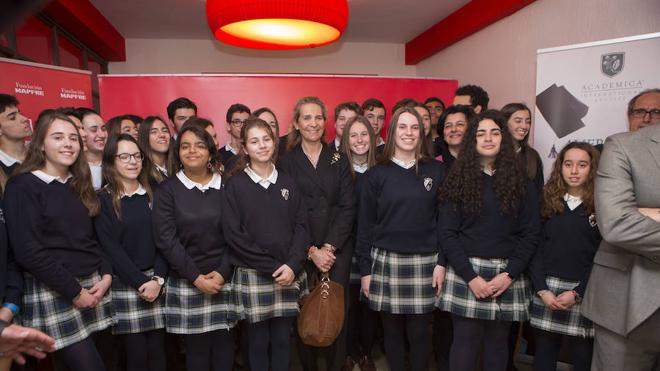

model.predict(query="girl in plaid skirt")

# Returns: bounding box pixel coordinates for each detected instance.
[528,142,601,371]
[341,115,379,371]
[153,122,239,371]
[4,113,113,370]
[437,110,541,371]
[357,107,446,371]
[223,118,310,371]
[95,134,167,371]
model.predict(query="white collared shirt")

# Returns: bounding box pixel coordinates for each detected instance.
[353,162,368,174]
[121,184,147,198]
[391,157,416,169]
[31,170,73,184]
[176,170,221,192]
[564,193,583,210]
[224,143,238,155]
[155,164,168,176]
[0,149,20,168]
[244,164,278,189]
[376,137,385,147]
[334,138,341,151]
[88,163,102,190]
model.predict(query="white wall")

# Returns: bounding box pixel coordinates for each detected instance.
[109,38,416,76]
[415,0,660,112]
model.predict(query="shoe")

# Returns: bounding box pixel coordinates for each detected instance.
[343,356,357,371]
[358,355,377,371]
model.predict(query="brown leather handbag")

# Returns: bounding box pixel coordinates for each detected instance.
[297,272,344,347]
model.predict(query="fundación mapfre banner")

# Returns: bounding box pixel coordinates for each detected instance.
[534,32,660,180]
[98,74,457,145]
[0,57,93,123]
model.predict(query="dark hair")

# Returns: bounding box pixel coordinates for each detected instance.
[124,114,143,126]
[105,115,138,137]
[361,98,385,113]
[340,115,377,181]
[424,97,446,110]
[226,103,251,124]
[380,107,431,174]
[138,116,176,183]
[334,101,363,120]
[228,117,278,177]
[0,94,19,114]
[439,109,525,216]
[391,98,419,115]
[186,117,214,130]
[252,107,279,137]
[175,121,223,173]
[437,104,477,140]
[166,97,197,121]
[542,142,599,219]
[13,112,99,215]
[501,102,541,181]
[35,109,57,128]
[77,107,100,121]
[286,96,327,153]
[627,88,660,115]
[455,85,489,111]
[57,107,83,121]
[101,133,154,220]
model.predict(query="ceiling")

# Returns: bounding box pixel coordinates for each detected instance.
[89,0,470,43]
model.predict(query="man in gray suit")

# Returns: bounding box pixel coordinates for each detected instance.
[582,88,660,370]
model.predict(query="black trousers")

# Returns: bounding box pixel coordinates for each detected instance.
[346,283,378,360]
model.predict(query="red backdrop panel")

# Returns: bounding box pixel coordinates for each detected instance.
[0,57,93,123]
[98,74,457,146]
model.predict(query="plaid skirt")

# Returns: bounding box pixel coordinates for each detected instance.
[164,277,240,334]
[437,257,531,321]
[368,247,438,314]
[233,267,309,323]
[110,269,166,335]
[529,276,594,338]
[22,272,113,350]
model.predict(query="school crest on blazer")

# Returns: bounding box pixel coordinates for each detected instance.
[588,213,597,227]
[423,177,433,191]
[281,188,289,201]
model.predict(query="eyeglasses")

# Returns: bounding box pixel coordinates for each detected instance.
[116,152,143,163]
[630,108,660,119]
[230,119,247,127]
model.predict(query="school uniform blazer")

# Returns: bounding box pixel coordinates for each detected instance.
[582,124,660,336]
[277,143,355,252]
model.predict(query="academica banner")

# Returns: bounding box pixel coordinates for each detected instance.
[534,32,660,179]
[0,57,93,123]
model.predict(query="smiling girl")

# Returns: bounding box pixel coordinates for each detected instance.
[437,110,540,371]
[95,133,167,371]
[528,142,600,371]
[357,107,446,371]
[223,118,309,371]
[4,112,112,370]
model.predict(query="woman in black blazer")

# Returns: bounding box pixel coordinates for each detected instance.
[278,96,355,371]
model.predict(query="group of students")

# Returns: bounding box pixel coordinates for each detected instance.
[0,86,603,371]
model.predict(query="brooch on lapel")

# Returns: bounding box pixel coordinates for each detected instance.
[588,213,597,227]
[423,177,433,191]
[331,152,341,165]
[281,188,290,201]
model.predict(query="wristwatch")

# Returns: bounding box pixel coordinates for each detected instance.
[152,276,165,286]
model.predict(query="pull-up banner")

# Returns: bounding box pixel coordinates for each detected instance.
[0,57,93,123]
[98,74,457,145]
[534,32,660,179]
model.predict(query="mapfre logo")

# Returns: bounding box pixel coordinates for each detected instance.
[14,82,45,96]
[601,52,624,78]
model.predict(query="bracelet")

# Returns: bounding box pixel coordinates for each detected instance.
[307,246,317,261]
[2,303,18,316]
[571,290,582,303]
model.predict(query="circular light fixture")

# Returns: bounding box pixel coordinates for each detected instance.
[206,0,348,50]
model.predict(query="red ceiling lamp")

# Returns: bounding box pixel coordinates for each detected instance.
[206,0,348,50]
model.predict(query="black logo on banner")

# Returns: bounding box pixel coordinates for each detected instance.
[601,52,625,77]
